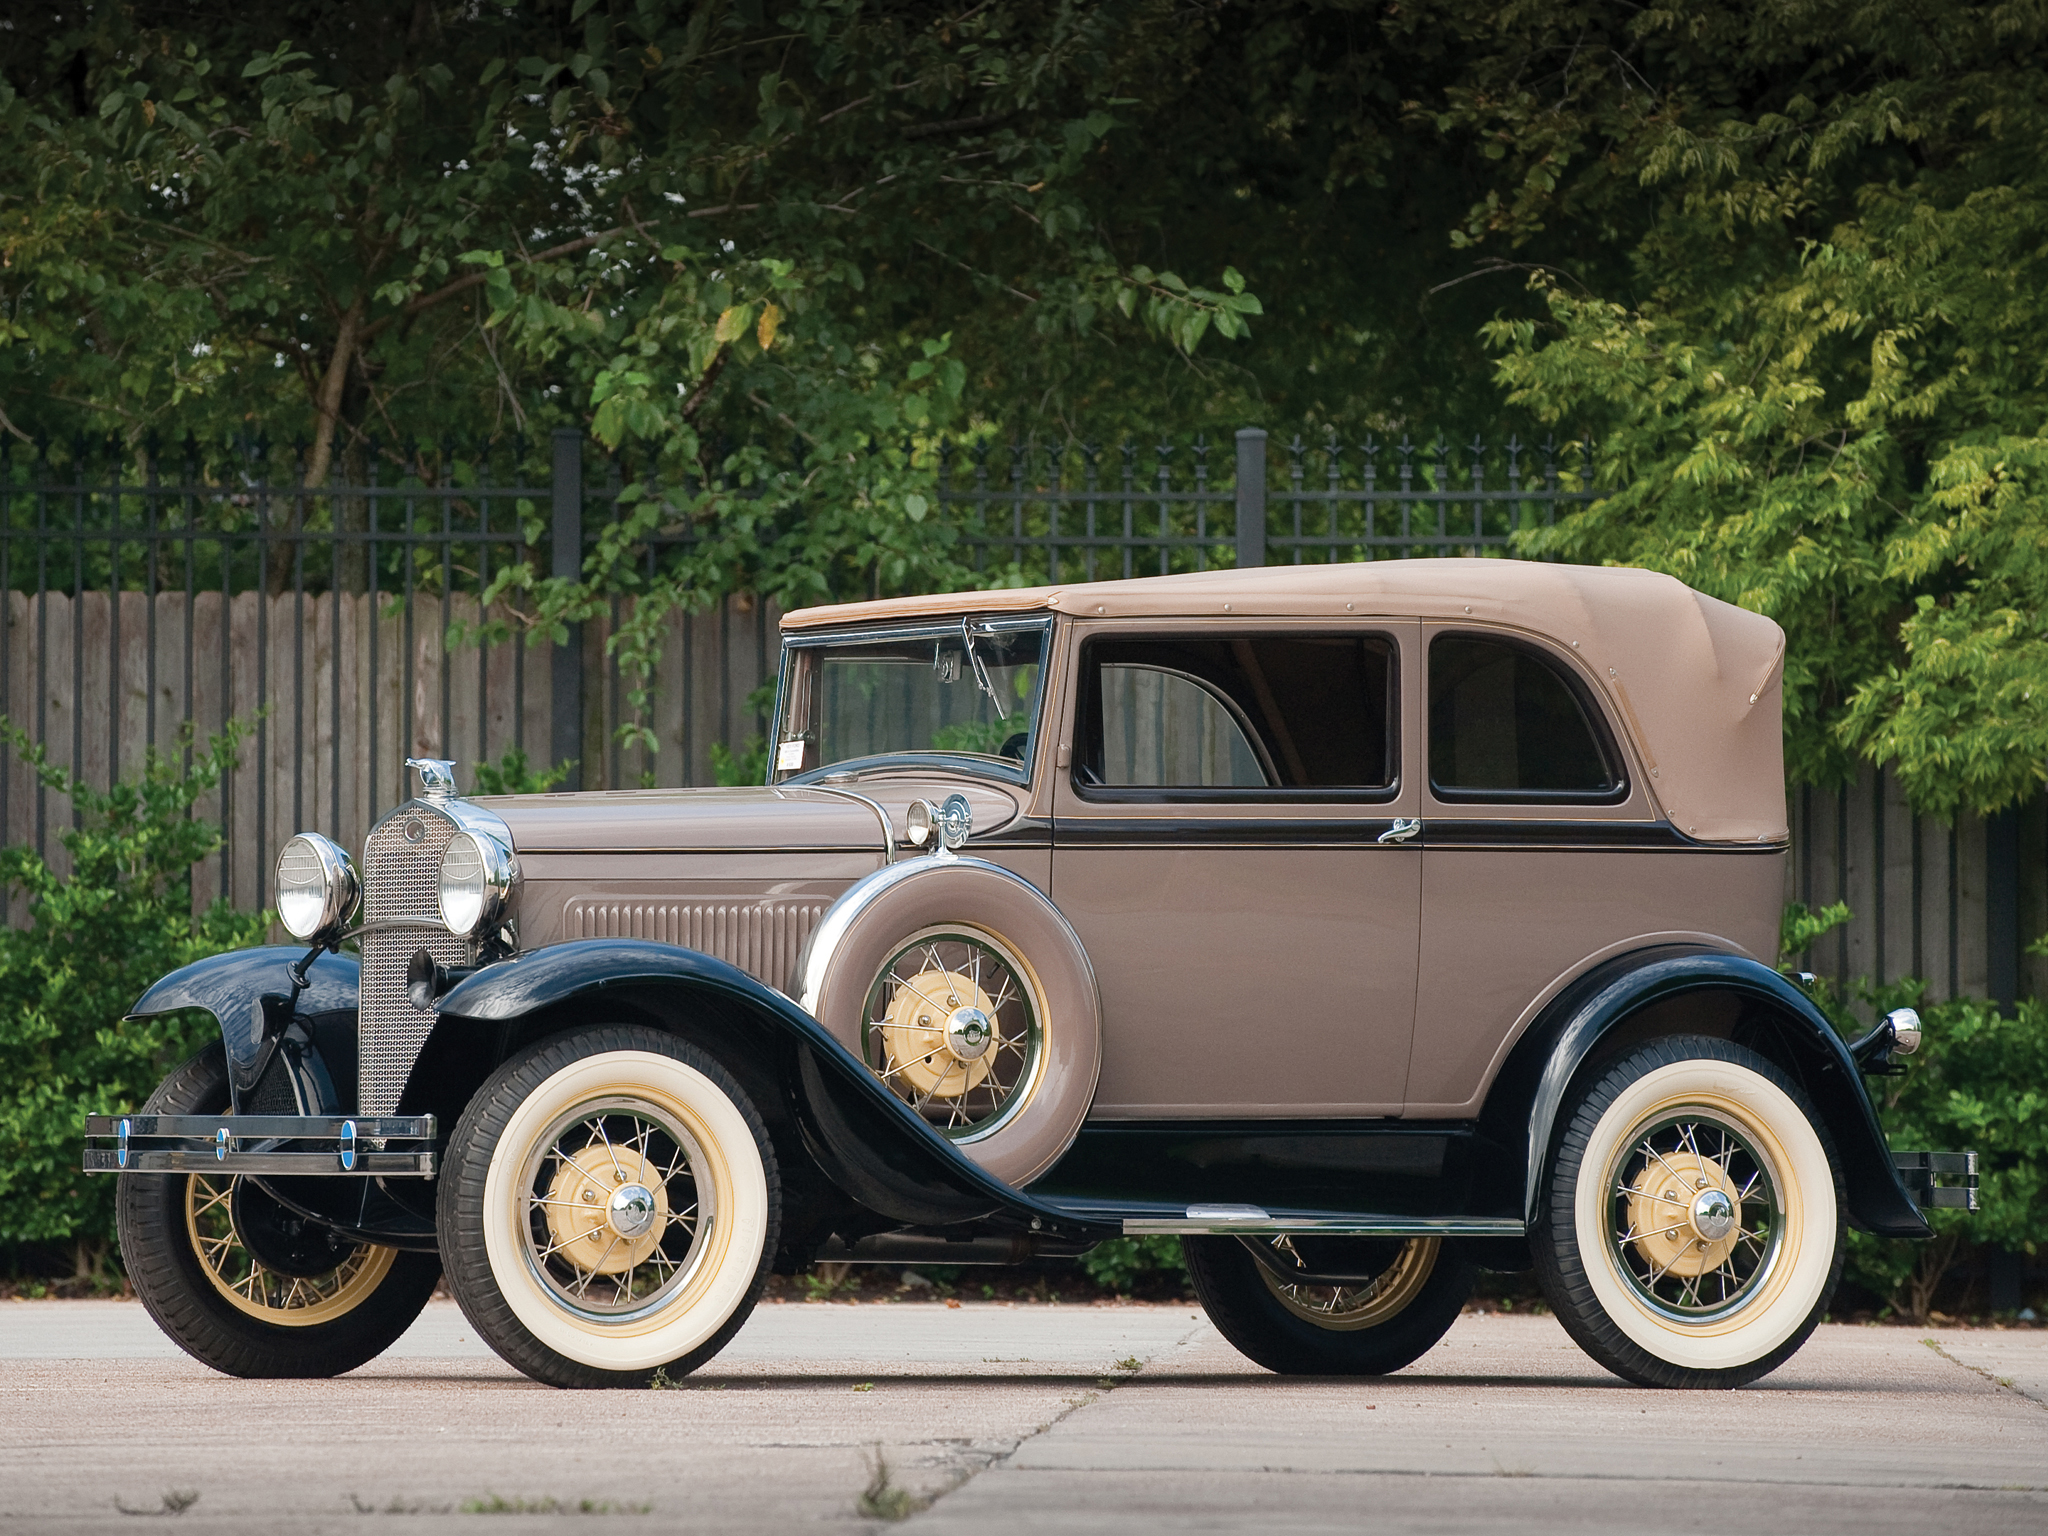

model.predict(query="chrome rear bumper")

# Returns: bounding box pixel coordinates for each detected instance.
[1893,1150,1978,1211]
[83,1114,436,1177]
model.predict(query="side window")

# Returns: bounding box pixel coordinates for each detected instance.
[1078,634,1397,797]
[1097,666,1272,788]
[1428,634,1622,801]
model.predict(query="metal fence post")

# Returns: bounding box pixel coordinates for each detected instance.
[1235,428,1267,569]
[550,430,585,790]
[1987,806,2019,1014]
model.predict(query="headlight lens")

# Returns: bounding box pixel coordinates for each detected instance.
[275,833,359,941]
[438,829,512,937]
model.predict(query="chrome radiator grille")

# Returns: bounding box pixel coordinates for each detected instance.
[564,899,827,992]
[358,808,470,1116]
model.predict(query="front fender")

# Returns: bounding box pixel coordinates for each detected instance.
[433,940,1114,1241]
[128,946,359,1100]
[1485,946,1930,1239]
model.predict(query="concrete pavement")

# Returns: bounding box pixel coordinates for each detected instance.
[0,1298,2041,1533]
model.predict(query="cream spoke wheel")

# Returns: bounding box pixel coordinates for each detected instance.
[517,1099,711,1320]
[862,925,1046,1143]
[1258,1237,1443,1332]
[1603,1112,1782,1321]
[184,1171,397,1329]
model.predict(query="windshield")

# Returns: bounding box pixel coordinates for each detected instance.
[773,622,1049,783]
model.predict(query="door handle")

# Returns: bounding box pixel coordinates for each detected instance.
[1377,817,1422,845]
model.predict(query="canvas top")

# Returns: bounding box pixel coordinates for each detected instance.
[782,560,1788,844]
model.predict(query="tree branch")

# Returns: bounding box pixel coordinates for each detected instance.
[357,227,630,344]
[304,294,366,490]
[680,346,731,423]
[901,111,1014,139]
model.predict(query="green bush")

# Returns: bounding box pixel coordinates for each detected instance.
[0,722,268,1279]
[1829,984,2048,1319]
[1078,1235,1189,1294]
[470,747,574,796]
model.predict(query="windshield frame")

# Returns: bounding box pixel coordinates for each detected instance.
[771,615,1056,789]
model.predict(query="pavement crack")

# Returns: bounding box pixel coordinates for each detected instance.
[1920,1336,2048,1413]
[891,1317,1210,1525]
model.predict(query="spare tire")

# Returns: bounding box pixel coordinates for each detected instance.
[794,856,1101,1186]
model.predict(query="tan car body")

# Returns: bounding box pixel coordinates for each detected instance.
[496,560,1784,1136]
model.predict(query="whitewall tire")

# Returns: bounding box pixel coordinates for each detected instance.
[1535,1036,1843,1388]
[438,1027,779,1388]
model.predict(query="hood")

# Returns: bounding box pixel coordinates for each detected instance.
[475,780,1020,854]
[479,786,885,853]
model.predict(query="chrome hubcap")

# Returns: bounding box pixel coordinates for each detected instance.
[608,1183,658,1240]
[945,1006,994,1061]
[1690,1187,1736,1243]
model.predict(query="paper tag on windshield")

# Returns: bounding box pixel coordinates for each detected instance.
[776,739,806,771]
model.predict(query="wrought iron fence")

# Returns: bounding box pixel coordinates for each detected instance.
[938,428,1598,581]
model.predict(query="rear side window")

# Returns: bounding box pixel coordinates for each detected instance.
[1429,634,1623,802]
[1078,634,1397,799]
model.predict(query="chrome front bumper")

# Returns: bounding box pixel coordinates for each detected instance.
[1893,1150,1978,1211]
[83,1115,436,1177]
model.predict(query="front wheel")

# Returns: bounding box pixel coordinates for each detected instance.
[1534,1036,1844,1389]
[116,1045,441,1378]
[437,1025,780,1389]
[1184,1234,1474,1375]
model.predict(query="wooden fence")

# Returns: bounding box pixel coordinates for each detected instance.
[1788,773,2045,1008]
[0,589,781,916]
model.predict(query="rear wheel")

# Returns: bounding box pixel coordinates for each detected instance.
[116,1045,440,1377]
[1183,1234,1474,1375]
[438,1025,780,1388]
[1534,1036,1844,1389]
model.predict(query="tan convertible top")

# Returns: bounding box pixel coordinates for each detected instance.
[783,561,1787,844]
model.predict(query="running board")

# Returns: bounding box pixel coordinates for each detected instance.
[1035,1197,1525,1238]
[83,1114,437,1177]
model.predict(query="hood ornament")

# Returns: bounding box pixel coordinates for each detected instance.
[406,757,458,801]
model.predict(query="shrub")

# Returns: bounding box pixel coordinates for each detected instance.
[1831,983,2048,1319]
[0,722,268,1278]
[1078,1236,1189,1294]
[469,747,573,795]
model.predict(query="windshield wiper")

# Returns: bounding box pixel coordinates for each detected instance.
[961,618,1008,720]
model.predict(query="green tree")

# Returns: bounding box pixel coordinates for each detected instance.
[1430,0,2048,812]
[0,724,269,1276]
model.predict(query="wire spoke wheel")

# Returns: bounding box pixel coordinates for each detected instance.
[863,926,1045,1141]
[183,1176,396,1329]
[516,1098,714,1322]
[1536,1037,1843,1388]
[1257,1237,1443,1332]
[1603,1111,1782,1325]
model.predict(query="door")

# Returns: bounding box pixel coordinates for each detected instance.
[1051,622,1422,1118]
[1406,625,1670,1118]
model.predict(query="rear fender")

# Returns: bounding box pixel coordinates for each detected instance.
[1479,946,1932,1240]
[127,946,357,1110]
[429,939,1112,1241]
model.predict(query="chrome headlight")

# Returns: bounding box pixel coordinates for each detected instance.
[438,827,515,937]
[275,833,360,942]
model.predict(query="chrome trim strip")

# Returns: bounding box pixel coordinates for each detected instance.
[84,1150,436,1177]
[86,1114,435,1137]
[793,785,896,865]
[1122,1214,1527,1237]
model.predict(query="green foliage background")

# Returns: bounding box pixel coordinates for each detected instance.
[0,726,268,1277]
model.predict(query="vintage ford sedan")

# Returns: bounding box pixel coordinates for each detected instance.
[86,560,1972,1390]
